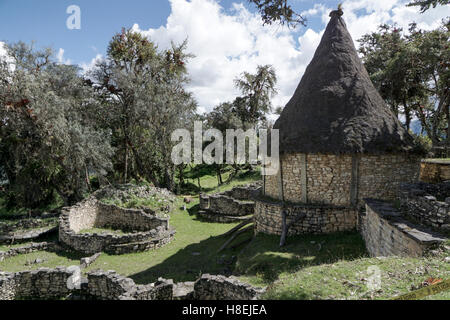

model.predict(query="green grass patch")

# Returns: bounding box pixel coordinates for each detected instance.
[235,232,368,288]
[260,255,450,300]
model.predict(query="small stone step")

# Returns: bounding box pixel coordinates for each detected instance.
[197,211,254,223]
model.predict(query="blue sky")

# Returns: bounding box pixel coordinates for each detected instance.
[0,0,448,112]
[0,0,336,66]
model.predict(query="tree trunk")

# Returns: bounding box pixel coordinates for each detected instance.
[124,140,128,184]
[404,101,411,132]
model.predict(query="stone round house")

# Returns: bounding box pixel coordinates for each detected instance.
[255,10,424,236]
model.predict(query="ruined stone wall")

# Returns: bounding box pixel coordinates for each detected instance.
[361,199,445,257]
[0,269,264,300]
[65,199,98,233]
[208,195,254,217]
[59,199,174,255]
[398,182,450,231]
[254,197,358,235]
[264,153,421,207]
[96,202,168,232]
[193,274,265,300]
[358,155,421,204]
[0,242,59,261]
[420,160,450,183]
[199,185,260,220]
[0,268,74,300]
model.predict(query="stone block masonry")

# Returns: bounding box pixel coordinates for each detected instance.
[193,274,266,300]
[264,153,421,208]
[361,199,446,257]
[0,268,265,300]
[254,196,358,235]
[59,198,175,255]
[398,182,450,232]
[198,184,261,223]
[420,160,450,183]
[0,242,61,261]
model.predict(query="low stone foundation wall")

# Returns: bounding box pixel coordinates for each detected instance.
[420,160,450,183]
[0,242,60,261]
[361,199,446,257]
[0,268,265,300]
[0,217,59,244]
[198,185,260,222]
[59,199,175,255]
[254,197,358,235]
[0,268,75,300]
[193,274,265,300]
[398,182,450,231]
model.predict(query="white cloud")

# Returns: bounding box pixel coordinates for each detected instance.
[132,0,320,113]
[56,48,72,65]
[127,0,450,114]
[0,42,7,58]
[340,0,450,42]
[0,41,15,71]
[80,54,104,74]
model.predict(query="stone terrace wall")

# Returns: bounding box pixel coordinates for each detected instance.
[193,274,265,300]
[398,182,450,232]
[361,199,446,257]
[59,199,174,255]
[358,155,421,204]
[264,153,421,207]
[0,269,264,300]
[254,197,357,235]
[199,184,260,220]
[96,202,167,232]
[0,242,59,261]
[420,160,450,183]
[208,195,254,217]
[0,268,74,300]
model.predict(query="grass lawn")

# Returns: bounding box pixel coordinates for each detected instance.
[0,197,252,284]
[1,167,449,300]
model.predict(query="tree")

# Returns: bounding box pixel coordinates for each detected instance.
[247,0,306,28]
[233,64,278,129]
[89,28,197,190]
[205,102,242,185]
[358,20,449,145]
[0,42,114,207]
[407,0,450,13]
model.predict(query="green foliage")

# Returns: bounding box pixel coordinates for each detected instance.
[247,0,306,28]
[358,20,450,145]
[90,29,197,191]
[407,0,450,13]
[233,64,278,128]
[0,42,114,208]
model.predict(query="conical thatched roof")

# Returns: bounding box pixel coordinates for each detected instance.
[274,10,418,155]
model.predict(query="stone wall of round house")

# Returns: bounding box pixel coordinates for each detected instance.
[59,199,174,255]
[263,153,421,207]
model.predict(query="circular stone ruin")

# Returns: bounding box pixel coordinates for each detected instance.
[59,197,175,255]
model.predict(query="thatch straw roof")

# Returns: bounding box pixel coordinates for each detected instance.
[273,10,419,155]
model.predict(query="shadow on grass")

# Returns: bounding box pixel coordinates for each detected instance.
[129,229,368,286]
[234,232,368,285]
[129,228,253,285]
